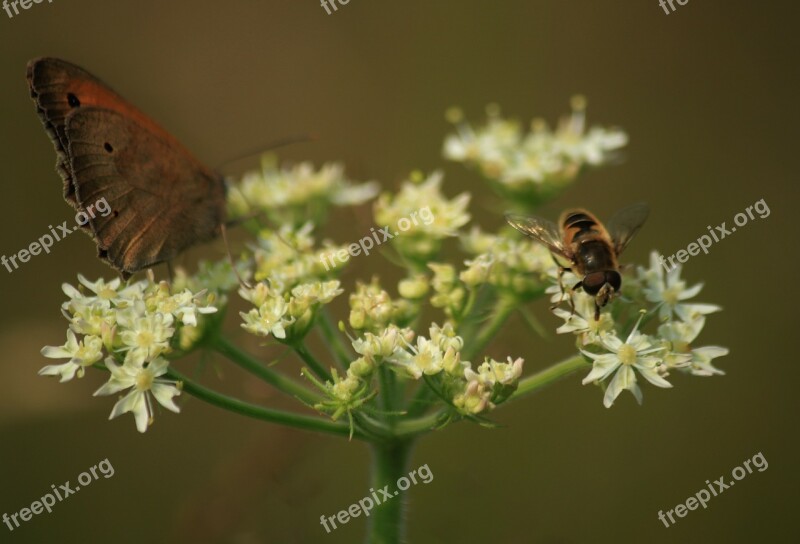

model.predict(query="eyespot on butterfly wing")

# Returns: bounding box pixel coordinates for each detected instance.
[26,57,227,278]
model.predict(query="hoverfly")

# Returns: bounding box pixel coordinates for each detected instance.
[505,203,649,320]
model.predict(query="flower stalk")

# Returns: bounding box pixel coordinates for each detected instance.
[366,439,414,544]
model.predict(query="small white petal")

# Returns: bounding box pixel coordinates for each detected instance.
[678,283,704,300]
[582,356,621,385]
[603,366,635,408]
[635,365,672,388]
[151,383,181,413]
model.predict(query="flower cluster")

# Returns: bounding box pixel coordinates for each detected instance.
[40,274,219,432]
[227,154,378,227]
[239,280,344,342]
[454,357,524,414]
[459,227,557,298]
[305,320,524,426]
[373,171,470,264]
[382,322,524,416]
[551,251,727,407]
[251,223,348,285]
[348,278,416,333]
[443,98,627,206]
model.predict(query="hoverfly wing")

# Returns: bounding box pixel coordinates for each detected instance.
[607,202,649,255]
[504,213,573,260]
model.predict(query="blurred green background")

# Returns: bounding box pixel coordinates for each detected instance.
[1,1,798,542]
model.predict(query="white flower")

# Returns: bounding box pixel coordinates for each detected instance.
[172,290,218,327]
[581,315,669,408]
[39,331,104,382]
[251,224,340,288]
[444,98,627,190]
[429,322,464,353]
[228,157,378,218]
[290,280,344,309]
[117,311,175,366]
[94,357,181,433]
[465,357,524,387]
[352,325,413,361]
[392,336,446,379]
[453,379,493,415]
[639,251,721,321]
[658,317,728,376]
[461,228,556,295]
[63,275,145,311]
[443,106,521,173]
[553,292,614,343]
[373,171,471,240]
[349,279,413,332]
[65,301,117,337]
[240,292,293,339]
[686,346,729,377]
[545,269,581,306]
[151,287,218,327]
[331,182,381,206]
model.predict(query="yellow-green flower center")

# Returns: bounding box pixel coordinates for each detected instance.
[75,345,91,363]
[99,287,116,300]
[618,344,637,365]
[416,351,434,371]
[663,285,682,306]
[674,340,690,353]
[136,369,155,391]
[137,331,154,348]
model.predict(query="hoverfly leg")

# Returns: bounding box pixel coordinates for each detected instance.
[593,302,600,321]
[568,280,583,317]
[550,265,572,311]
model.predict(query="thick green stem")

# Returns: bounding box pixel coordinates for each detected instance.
[167,367,363,439]
[366,440,414,544]
[378,367,393,412]
[509,354,588,401]
[211,335,320,405]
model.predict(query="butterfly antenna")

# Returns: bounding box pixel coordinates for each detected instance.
[215,132,319,172]
[220,222,252,289]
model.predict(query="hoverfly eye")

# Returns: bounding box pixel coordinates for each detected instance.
[581,272,606,295]
[607,271,622,292]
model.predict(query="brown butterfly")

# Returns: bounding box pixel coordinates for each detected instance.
[27,57,227,279]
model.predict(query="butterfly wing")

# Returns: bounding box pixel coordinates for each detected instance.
[65,107,226,276]
[28,57,147,207]
[28,57,226,277]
